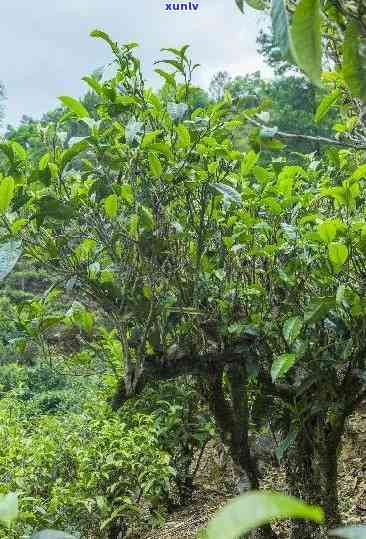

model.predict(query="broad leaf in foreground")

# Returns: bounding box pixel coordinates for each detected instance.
[291,0,322,86]
[343,21,366,102]
[206,491,324,539]
[271,0,295,61]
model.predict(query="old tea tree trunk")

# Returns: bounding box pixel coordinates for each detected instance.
[112,346,279,539]
[281,370,365,539]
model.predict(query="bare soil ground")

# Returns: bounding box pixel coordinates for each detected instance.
[143,407,366,539]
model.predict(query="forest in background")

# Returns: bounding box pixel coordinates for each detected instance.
[0,1,365,539]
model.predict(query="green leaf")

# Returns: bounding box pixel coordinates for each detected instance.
[351,164,366,181]
[82,75,103,96]
[0,493,19,527]
[30,531,77,539]
[241,150,258,176]
[206,491,324,539]
[120,185,134,204]
[104,194,118,218]
[343,21,366,102]
[58,96,89,118]
[155,69,176,88]
[0,143,15,163]
[11,141,27,161]
[291,0,322,86]
[161,45,190,59]
[141,130,161,148]
[244,0,267,9]
[60,140,88,170]
[210,182,242,205]
[0,241,22,282]
[271,0,295,61]
[283,317,303,344]
[176,124,191,148]
[148,152,162,177]
[318,221,337,243]
[138,205,154,230]
[35,196,75,222]
[116,95,139,106]
[75,239,96,260]
[90,29,117,51]
[275,430,298,463]
[39,153,50,171]
[304,297,335,324]
[328,243,348,269]
[0,177,15,214]
[271,353,297,381]
[148,142,171,157]
[315,90,341,123]
[159,59,185,75]
[330,527,366,539]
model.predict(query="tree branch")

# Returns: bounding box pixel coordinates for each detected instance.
[111,347,294,409]
[244,113,366,151]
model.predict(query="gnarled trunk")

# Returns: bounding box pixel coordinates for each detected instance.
[284,416,343,539]
[205,363,276,539]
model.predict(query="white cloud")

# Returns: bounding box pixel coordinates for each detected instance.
[0,0,270,127]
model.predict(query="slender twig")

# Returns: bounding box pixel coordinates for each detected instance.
[243,113,366,150]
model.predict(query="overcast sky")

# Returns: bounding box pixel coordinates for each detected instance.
[0,1,271,128]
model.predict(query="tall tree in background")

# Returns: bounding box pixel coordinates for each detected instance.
[256,29,295,76]
[208,69,334,156]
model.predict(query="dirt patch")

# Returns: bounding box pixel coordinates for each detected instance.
[143,407,366,539]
